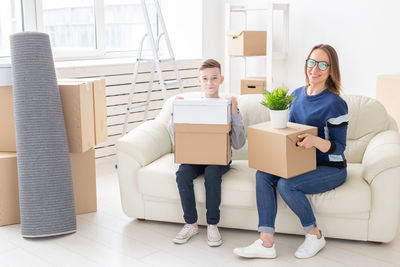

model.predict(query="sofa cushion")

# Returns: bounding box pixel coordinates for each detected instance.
[138,154,371,215]
[343,95,390,163]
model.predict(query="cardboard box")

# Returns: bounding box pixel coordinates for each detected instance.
[0,153,19,226]
[173,98,232,124]
[70,148,97,214]
[0,148,97,226]
[58,81,95,153]
[0,86,16,151]
[228,31,267,56]
[376,75,400,127]
[247,121,318,178]
[241,77,266,95]
[0,81,98,153]
[174,123,231,165]
[58,78,107,145]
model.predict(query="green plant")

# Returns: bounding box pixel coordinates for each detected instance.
[260,87,295,110]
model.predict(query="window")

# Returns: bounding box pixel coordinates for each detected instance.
[0,0,22,57]
[37,0,157,58]
[1,0,200,60]
[104,0,156,52]
[41,0,96,50]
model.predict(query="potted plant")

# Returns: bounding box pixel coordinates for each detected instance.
[260,87,295,128]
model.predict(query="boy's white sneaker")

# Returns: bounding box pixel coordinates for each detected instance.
[207,225,222,247]
[233,239,277,258]
[295,233,326,258]
[173,224,199,244]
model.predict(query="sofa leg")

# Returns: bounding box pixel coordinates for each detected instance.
[372,241,383,245]
[137,218,146,221]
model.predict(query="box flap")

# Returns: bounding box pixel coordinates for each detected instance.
[174,123,231,133]
[248,121,317,136]
[227,31,244,38]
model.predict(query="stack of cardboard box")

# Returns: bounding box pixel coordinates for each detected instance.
[0,72,107,226]
[173,98,232,165]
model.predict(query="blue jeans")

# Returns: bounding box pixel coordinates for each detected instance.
[256,166,347,234]
[176,164,230,225]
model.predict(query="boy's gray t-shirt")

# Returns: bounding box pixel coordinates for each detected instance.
[168,112,246,150]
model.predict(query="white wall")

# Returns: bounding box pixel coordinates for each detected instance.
[203,0,400,97]
[162,0,202,59]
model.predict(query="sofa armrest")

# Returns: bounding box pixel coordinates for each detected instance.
[116,120,172,167]
[362,130,400,184]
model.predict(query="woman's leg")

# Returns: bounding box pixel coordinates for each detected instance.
[277,166,347,258]
[276,166,347,231]
[256,170,280,247]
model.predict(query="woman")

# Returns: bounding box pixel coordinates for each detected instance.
[234,44,348,259]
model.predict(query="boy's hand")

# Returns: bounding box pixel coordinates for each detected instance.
[226,96,238,114]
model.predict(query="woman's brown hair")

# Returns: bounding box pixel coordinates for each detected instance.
[305,44,341,95]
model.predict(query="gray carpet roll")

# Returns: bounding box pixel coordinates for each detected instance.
[10,32,76,237]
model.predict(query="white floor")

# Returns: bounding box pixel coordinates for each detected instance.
[1,158,400,267]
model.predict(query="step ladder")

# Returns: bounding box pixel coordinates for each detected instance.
[122,0,184,136]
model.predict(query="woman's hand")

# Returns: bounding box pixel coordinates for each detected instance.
[297,133,332,153]
[226,96,238,114]
[296,133,315,149]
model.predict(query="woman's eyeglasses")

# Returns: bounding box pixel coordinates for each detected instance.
[306,59,330,71]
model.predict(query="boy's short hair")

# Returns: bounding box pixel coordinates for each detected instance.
[199,59,221,74]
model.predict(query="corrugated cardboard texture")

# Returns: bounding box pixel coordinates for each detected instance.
[241,77,266,95]
[0,153,19,226]
[174,123,231,165]
[59,82,95,153]
[248,121,318,178]
[376,75,400,128]
[0,86,16,151]
[228,31,267,56]
[0,149,97,226]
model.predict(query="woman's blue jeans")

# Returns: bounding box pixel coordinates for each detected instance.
[256,165,347,234]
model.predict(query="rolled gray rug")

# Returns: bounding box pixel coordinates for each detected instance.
[10,32,76,237]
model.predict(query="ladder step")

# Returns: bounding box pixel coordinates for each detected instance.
[126,103,148,111]
[158,79,183,86]
[137,57,175,62]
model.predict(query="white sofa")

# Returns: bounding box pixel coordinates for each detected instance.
[116,92,400,242]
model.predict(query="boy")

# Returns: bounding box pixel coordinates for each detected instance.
[168,59,246,246]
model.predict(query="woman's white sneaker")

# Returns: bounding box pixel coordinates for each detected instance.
[207,225,223,247]
[173,224,199,244]
[233,239,277,258]
[295,233,326,258]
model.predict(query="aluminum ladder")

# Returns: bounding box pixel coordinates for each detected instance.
[122,0,184,135]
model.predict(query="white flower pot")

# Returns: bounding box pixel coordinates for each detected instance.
[269,109,289,128]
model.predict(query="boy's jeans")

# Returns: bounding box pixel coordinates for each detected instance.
[176,164,230,225]
[256,165,347,234]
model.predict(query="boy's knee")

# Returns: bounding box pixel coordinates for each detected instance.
[204,165,223,178]
[176,165,196,184]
